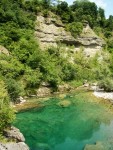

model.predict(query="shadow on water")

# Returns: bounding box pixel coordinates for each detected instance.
[14,92,113,150]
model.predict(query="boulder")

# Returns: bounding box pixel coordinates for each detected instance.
[4,126,25,142]
[84,142,105,150]
[57,100,71,107]
[58,84,72,92]
[36,142,50,150]
[17,96,26,104]
[0,142,29,150]
[37,87,52,97]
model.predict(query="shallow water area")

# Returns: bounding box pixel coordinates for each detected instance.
[14,91,113,150]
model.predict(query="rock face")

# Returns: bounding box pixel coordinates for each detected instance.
[35,15,105,57]
[74,22,105,57]
[35,15,75,48]
[0,127,29,150]
[4,126,25,142]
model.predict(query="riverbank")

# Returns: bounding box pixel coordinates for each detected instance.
[14,88,113,112]
[93,91,113,102]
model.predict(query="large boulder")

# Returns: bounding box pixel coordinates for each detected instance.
[37,87,52,97]
[84,142,106,150]
[0,142,29,150]
[57,100,71,107]
[4,126,25,142]
[1,126,29,150]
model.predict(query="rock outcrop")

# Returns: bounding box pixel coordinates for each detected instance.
[84,142,105,150]
[4,126,25,142]
[74,21,105,57]
[0,142,29,150]
[35,15,105,57]
[35,15,75,48]
[0,127,29,150]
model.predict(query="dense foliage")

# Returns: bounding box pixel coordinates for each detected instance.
[0,80,15,134]
[0,0,113,137]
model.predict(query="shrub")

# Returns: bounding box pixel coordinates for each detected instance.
[98,78,113,92]
[0,80,15,133]
[66,22,83,38]
[5,78,23,103]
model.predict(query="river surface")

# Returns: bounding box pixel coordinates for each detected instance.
[14,91,113,150]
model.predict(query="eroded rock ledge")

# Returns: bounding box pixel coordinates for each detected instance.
[35,15,75,48]
[35,15,105,57]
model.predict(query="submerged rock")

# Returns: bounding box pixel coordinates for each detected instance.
[57,100,71,107]
[84,142,105,150]
[36,142,50,150]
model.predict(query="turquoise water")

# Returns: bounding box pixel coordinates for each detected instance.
[14,92,113,150]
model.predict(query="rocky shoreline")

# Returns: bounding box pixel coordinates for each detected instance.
[0,127,29,150]
[93,91,113,102]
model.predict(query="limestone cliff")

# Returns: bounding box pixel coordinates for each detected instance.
[35,15,75,48]
[35,15,105,57]
[74,21,105,57]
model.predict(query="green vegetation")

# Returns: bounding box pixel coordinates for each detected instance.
[0,0,113,138]
[0,80,15,136]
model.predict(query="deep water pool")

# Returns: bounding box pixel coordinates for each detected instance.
[14,91,113,150]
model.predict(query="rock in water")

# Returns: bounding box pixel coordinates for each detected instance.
[84,142,105,150]
[36,142,50,150]
[57,100,71,107]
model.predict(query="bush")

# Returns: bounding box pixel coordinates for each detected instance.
[5,78,23,103]
[0,80,15,133]
[98,78,113,92]
[66,22,83,38]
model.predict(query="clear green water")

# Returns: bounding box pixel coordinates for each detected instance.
[14,92,113,150]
